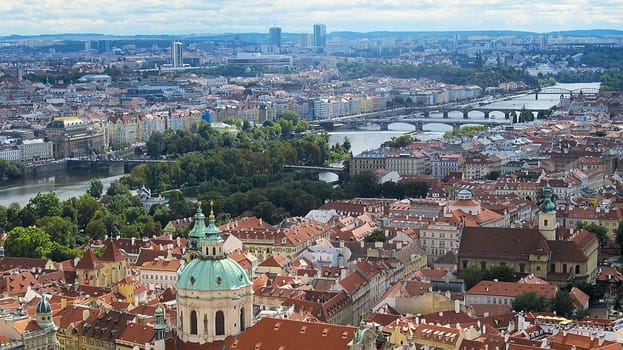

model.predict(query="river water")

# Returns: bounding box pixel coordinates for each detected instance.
[0,83,600,204]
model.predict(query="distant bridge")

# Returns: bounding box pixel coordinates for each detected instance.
[283,164,346,182]
[539,87,600,95]
[313,105,551,131]
[67,158,175,173]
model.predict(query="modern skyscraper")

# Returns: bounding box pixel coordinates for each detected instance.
[313,23,326,47]
[269,26,282,48]
[171,40,183,67]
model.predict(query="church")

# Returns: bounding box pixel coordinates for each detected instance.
[167,203,253,348]
[166,204,376,350]
[458,183,599,285]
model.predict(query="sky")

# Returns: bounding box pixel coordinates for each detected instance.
[1,0,622,36]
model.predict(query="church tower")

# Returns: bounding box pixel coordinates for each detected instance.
[539,183,557,240]
[36,295,56,329]
[176,203,253,344]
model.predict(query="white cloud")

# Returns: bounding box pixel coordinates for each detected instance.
[0,0,621,35]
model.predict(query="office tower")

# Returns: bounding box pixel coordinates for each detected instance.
[269,26,282,48]
[300,33,312,47]
[313,23,326,47]
[95,40,112,53]
[171,40,183,68]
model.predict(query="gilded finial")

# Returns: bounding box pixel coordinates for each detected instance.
[209,200,215,220]
[196,201,202,213]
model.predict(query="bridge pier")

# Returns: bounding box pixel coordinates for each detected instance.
[414,121,423,132]
[463,111,469,119]
[443,111,449,119]
[379,122,389,131]
[484,111,489,119]
[504,111,510,120]
[424,111,430,118]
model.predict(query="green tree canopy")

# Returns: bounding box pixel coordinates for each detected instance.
[551,290,575,318]
[364,230,387,242]
[512,291,548,312]
[87,178,104,199]
[27,192,62,219]
[35,216,77,247]
[4,226,52,259]
[580,223,608,248]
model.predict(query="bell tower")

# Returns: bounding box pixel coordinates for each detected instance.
[539,182,557,240]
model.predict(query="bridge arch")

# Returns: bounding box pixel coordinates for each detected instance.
[387,122,416,131]
[422,123,454,132]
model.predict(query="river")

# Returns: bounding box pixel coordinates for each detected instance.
[0,83,600,204]
[0,167,126,207]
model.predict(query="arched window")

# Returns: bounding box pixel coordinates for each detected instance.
[575,265,580,274]
[213,247,216,256]
[240,308,245,332]
[190,311,198,335]
[203,314,208,335]
[215,311,225,336]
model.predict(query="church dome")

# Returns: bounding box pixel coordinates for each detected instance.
[36,295,52,314]
[177,257,251,292]
[540,183,556,214]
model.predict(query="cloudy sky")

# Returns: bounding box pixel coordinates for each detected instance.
[1,0,622,36]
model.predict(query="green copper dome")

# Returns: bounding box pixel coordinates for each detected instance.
[176,257,251,291]
[36,295,52,314]
[540,183,556,214]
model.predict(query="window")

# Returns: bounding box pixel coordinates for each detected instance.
[519,263,526,273]
[544,219,548,226]
[462,260,468,269]
[563,264,567,274]
[480,261,487,271]
[240,308,245,332]
[575,265,580,274]
[204,314,208,335]
[550,263,555,273]
[215,311,225,336]
[190,311,198,335]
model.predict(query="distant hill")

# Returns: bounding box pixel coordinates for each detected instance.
[2,29,622,42]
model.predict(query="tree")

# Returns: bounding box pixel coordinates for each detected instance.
[615,220,623,253]
[582,223,608,248]
[85,219,108,240]
[512,291,547,312]
[87,178,104,199]
[364,230,387,242]
[518,106,534,123]
[485,170,500,181]
[4,226,52,259]
[574,282,604,303]
[487,264,515,282]
[551,290,575,318]
[27,192,62,219]
[458,267,487,290]
[35,216,77,247]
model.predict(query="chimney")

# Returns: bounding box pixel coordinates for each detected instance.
[455,299,461,313]
[83,309,90,322]
[131,237,135,245]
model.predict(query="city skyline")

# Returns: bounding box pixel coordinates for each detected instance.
[1,1,623,37]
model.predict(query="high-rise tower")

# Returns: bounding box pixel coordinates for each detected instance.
[171,41,183,68]
[313,23,327,47]
[269,26,282,48]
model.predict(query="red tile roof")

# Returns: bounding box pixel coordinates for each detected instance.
[75,249,103,270]
[230,317,357,350]
[467,280,557,299]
